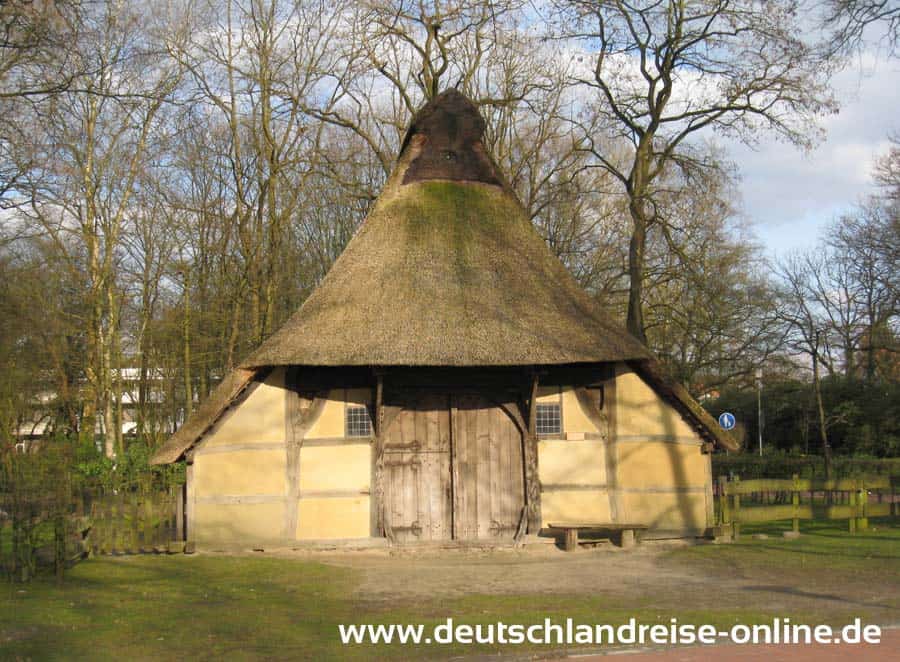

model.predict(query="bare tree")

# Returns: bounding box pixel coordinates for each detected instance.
[18,1,182,456]
[165,0,341,351]
[777,252,839,475]
[821,0,900,55]
[304,0,556,181]
[0,0,82,205]
[642,165,786,392]
[556,0,839,341]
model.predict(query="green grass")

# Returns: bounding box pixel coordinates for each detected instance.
[671,517,900,583]
[2,519,898,660]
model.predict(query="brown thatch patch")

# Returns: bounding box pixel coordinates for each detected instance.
[401,90,502,186]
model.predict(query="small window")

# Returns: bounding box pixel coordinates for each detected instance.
[346,404,372,437]
[535,403,561,435]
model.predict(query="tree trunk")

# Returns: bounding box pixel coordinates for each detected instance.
[812,332,832,479]
[626,205,648,343]
[183,272,193,418]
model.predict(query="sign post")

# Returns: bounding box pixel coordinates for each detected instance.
[718,412,736,431]
[756,368,764,457]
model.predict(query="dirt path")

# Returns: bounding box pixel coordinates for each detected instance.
[309,540,899,623]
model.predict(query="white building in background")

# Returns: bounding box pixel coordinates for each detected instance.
[13,367,180,450]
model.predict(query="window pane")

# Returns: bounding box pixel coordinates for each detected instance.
[346,404,372,437]
[535,402,561,435]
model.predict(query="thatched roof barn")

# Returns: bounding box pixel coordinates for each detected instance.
[152,90,735,549]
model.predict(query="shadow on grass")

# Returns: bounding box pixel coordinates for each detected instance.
[741,584,899,611]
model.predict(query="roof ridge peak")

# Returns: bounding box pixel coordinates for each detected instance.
[400,90,501,186]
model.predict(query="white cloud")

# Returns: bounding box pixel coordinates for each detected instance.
[731,51,900,256]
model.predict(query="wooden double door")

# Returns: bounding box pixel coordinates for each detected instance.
[383,390,525,542]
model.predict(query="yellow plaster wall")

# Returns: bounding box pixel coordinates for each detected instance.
[615,367,696,438]
[538,440,605,485]
[535,386,560,404]
[296,497,371,539]
[194,449,287,497]
[615,442,707,489]
[541,490,611,527]
[618,492,707,530]
[305,389,346,438]
[204,369,286,446]
[299,445,371,492]
[193,502,285,542]
[561,387,601,435]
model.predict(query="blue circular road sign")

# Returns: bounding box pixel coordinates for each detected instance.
[718,412,736,430]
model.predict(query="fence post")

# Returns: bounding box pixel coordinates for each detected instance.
[732,476,741,540]
[858,478,868,531]
[848,484,857,534]
[717,475,731,539]
[176,484,185,542]
[792,473,800,534]
[110,496,120,554]
[893,478,897,519]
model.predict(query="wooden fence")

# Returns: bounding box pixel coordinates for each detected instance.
[716,474,897,539]
[85,488,185,555]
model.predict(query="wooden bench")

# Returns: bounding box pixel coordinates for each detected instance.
[548,522,649,551]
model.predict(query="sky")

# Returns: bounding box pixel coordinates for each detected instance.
[732,48,900,259]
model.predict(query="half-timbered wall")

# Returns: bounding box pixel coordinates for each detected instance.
[612,365,713,535]
[187,363,713,546]
[296,388,372,540]
[189,374,374,545]
[538,386,613,526]
[536,369,713,535]
[191,369,289,544]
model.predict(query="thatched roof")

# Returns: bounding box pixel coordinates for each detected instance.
[151,90,737,464]
[242,91,649,367]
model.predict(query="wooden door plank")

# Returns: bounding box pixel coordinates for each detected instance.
[502,410,515,530]
[489,406,501,537]
[476,403,492,539]
[450,402,459,540]
[463,395,478,540]
[413,405,430,539]
[440,397,453,537]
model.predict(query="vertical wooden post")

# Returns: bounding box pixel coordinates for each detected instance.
[138,496,148,553]
[176,484,185,541]
[564,528,578,552]
[373,371,385,538]
[858,478,868,531]
[112,495,122,554]
[129,494,138,553]
[792,473,800,534]
[524,372,542,533]
[185,461,194,544]
[717,475,731,531]
[450,401,459,541]
[892,479,897,519]
[732,476,741,540]
[848,486,857,533]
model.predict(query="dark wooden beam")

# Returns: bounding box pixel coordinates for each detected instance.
[285,377,327,539]
[523,371,542,533]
